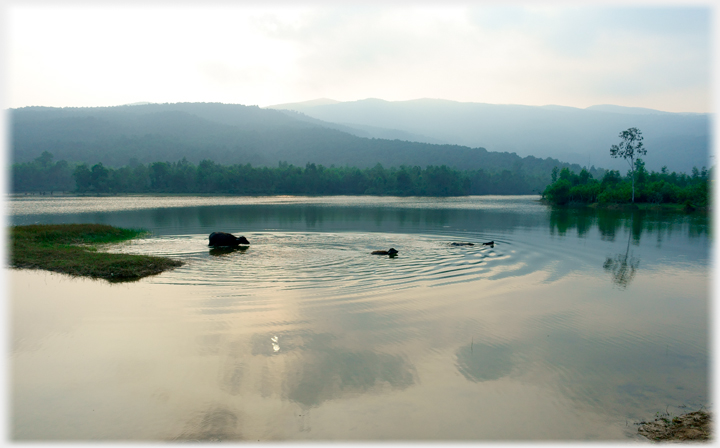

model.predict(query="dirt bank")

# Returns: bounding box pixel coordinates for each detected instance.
[638,410,711,441]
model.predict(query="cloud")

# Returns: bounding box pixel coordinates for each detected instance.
[4,4,712,111]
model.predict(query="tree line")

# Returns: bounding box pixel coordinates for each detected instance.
[542,161,710,208]
[11,151,556,196]
[543,128,710,208]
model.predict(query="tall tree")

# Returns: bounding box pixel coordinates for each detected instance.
[610,127,646,203]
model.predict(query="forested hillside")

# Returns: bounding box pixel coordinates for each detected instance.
[10,102,598,194]
[269,98,710,173]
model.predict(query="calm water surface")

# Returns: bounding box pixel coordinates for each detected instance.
[9,195,710,441]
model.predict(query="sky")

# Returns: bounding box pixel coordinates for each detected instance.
[2,2,715,113]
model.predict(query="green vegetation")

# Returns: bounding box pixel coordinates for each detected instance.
[10,224,183,282]
[544,127,710,209]
[11,151,75,193]
[13,152,594,196]
[543,162,710,209]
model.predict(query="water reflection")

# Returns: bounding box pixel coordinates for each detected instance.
[246,331,417,408]
[209,246,249,257]
[603,231,640,289]
[9,196,710,441]
[456,341,514,382]
[10,197,551,236]
[175,407,243,442]
[285,348,416,408]
[548,208,710,289]
[549,207,709,245]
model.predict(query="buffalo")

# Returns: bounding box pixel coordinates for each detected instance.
[371,248,398,256]
[208,232,250,247]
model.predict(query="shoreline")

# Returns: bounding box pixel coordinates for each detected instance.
[638,410,711,441]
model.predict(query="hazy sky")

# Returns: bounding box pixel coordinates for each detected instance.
[3,3,714,112]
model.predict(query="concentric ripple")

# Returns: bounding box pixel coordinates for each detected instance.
[107,231,531,294]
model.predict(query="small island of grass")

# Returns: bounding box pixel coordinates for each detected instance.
[10,224,183,282]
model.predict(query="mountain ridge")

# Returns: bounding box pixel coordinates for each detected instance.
[266,98,710,173]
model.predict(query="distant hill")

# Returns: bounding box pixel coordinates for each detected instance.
[276,109,445,144]
[9,103,590,191]
[267,98,711,173]
[270,98,341,108]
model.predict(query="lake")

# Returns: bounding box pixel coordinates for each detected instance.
[8,195,710,441]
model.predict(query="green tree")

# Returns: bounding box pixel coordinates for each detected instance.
[149,162,171,191]
[610,127,646,203]
[73,164,92,193]
[90,163,110,193]
[36,151,54,169]
[544,179,572,205]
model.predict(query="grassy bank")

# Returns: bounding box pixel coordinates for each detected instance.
[10,224,183,282]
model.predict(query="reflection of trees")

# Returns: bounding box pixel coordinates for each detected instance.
[549,208,599,238]
[548,208,647,288]
[603,226,640,288]
[549,208,573,236]
[630,211,644,244]
[549,207,709,246]
[597,210,623,241]
[53,201,549,236]
[688,213,711,239]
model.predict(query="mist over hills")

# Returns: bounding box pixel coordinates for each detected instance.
[10,102,591,186]
[268,98,711,173]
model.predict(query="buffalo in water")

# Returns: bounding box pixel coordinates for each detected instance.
[450,241,494,247]
[209,246,249,256]
[371,248,398,256]
[208,232,250,247]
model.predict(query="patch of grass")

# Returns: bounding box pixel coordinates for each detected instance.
[10,224,183,282]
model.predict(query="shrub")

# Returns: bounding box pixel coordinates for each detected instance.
[598,184,632,203]
[544,179,572,204]
[570,182,602,203]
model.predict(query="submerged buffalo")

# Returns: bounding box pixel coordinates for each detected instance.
[208,232,250,247]
[209,246,249,256]
[371,248,398,256]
